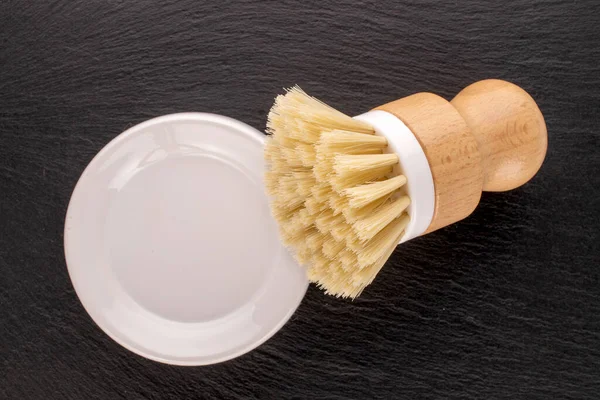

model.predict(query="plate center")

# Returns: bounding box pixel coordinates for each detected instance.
[106,153,272,323]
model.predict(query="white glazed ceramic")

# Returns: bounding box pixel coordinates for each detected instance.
[64,113,308,365]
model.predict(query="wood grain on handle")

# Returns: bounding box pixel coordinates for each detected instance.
[451,80,548,192]
[375,79,547,233]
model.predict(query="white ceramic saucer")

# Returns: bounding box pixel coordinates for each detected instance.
[64,113,308,365]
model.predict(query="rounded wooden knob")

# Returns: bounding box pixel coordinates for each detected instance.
[450,79,547,192]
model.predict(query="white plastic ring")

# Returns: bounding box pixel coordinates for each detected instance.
[354,110,435,243]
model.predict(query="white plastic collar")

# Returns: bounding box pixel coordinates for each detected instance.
[354,110,435,243]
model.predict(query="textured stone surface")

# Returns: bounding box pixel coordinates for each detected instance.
[1,0,599,398]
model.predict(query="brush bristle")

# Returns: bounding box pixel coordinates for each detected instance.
[264,86,410,298]
[344,175,407,209]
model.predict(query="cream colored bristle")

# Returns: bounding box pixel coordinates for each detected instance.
[331,165,394,191]
[278,136,303,149]
[272,202,299,220]
[312,251,331,272]
[267,86,373,145]
[351,254,389,288]
[264,170,280,196]
[306,229,326,252]
[313,208,333,232]
[296,142,317,167]
[281,147,304,168]
[339,249,357,268]
[304,197,326,215]
[307,253,329,280]
[333,154,398,176]
[266,138,288,172]
[297,208,314,228]
[264,137,279,161]
[326,261,346,285]
[273,206,291,222]
[275,187,302,209]
[271,155,288,172]
[266,107,284,136]
[306,266,321,282]
[313,262,352,295]
[293,120,323,145]
[319,279,349,298]
[345,175,407,209]
[311,183,332,202]
[313,155,334,182]
[265,86,413,298]
[353,196,411,241]
[317,130,386,152]
[303,113,373,135]
[349,239,400,296]
[328,192,349,216]
[294,171,316,197]
[356,215,410,268]
[274,193,300,210]
[343,193,392,222]
[314,130,384,183]
[290,208,313,231]
[345,232,363,253]
[279,224,306,248]
[295,248,312,266]
[278,227,293,246]
[282,215,305,238]
[315,210,343,234]
[330,220,353,242]
[292,170,313,180]
[322,235,345,259]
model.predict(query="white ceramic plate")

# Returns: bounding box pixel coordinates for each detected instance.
[64,113,308,365]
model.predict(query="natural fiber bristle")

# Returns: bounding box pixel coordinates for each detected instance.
[331,165,394,191]
[295,246,312,266]
[305,197,328,215]
[282,215,307,238]
[328,192,349,216]
[296,142,317,167]
[344,192,392,221]
[339,249,357,268]
[297,208,313,227]
[312,251,331,271]
[330,220,353,242]
[322,235,345,259]
[318,130,386,152]
[311,184,332,202]
[345,232,363,253]
[333,154,398,176]
[345,175,407,209]
[314,209,337,233]
[313,156,334,182]
[265,86,411,298]
[279,224,307,247]
[281,147,304,168]
[353,196,411,241]
[267,86,373,144]
[264,137,279,161]
[264,170,280,196]
[356,215,410,267]
[294,171,316,197]
[305,229,325,252]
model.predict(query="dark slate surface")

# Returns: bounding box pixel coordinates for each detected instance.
[1,1,599,399]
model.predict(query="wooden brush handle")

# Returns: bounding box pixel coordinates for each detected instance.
[450,80,547,192]
[375,79,547,233]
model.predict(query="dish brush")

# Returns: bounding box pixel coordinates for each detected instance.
[264,79,547,298]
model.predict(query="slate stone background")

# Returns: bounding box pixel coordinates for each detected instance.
[1,0,599,399]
